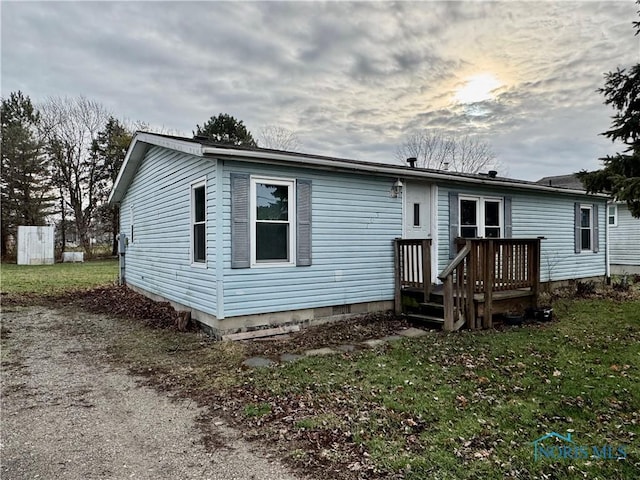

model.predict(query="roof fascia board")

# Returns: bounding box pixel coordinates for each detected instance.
[108,133,205,204]
[201,146,607,199]
[136,132,204,156]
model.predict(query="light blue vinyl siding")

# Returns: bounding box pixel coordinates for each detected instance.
[610,204,640,267]
[119,146,218,315]
[438,184,606,282]
[221,161,402,317]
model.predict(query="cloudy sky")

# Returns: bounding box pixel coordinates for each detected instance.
[2,1,638,180]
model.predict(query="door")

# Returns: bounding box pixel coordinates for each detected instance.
[403,182,431,239]
[402,182,434,284]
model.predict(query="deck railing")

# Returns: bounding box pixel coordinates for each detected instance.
[394,239,432,315]
[439,238,541,330]
[437,243,473,331]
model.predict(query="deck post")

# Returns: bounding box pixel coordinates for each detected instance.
[531,238,541,306]
[394,239,402,315]
[422,239,431,300]
[465,240,477,329]
[443,275,454,331]
[483,240,495,328]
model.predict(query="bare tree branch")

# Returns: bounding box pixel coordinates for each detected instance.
[258,125,301,151]
[396,131,501,174]
[39,96,110,257]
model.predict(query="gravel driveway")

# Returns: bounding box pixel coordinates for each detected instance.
[1,306,303,480]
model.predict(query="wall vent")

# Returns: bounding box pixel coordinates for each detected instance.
[332,305,351,315]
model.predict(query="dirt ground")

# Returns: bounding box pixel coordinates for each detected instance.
[0,305,303,480]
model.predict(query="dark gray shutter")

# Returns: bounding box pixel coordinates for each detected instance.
[449,191,459,259]
[593,203,599,253]
[296,179,312,266]
[574,202,581,254]
[504,196,513,238]
[231,173,250,268]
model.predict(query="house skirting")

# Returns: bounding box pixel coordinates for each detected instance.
[126,284,392,339]
[610,265,640,275]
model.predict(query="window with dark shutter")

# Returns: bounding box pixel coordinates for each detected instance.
[231,174,312,268]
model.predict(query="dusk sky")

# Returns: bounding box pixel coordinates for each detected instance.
[2,1,638,180]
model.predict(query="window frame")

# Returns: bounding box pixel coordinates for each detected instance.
[458,195,503,238]
[580,204,593,252]
[250,176,296,267]
[191,178,207,267]
[608,204,617,227]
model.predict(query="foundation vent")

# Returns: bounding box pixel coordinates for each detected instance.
[332,305,352,315]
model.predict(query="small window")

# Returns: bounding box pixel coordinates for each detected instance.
[252,178,294,265]
[484,200,501,238]
[580,206,592,251]
[192,182,206,264]
[608,205,617,227]
[413,203,420,227]
[460,199,478,238]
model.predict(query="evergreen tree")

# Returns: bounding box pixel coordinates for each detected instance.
[90,117,133,255]
[0,91,54,258]
[194,113,256,147]
[577,2,640,217]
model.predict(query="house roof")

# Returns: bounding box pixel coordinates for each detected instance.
[108,132,607,204]
[536,173,585,190]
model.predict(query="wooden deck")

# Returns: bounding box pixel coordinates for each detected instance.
[395,238,541,331]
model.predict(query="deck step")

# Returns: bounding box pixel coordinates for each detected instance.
[420,301,444,309]
[406,313,444,324]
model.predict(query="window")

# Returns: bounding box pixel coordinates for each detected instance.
[484,200,501,238]
[459,196,503,238]
[460,199,478,237]
[580,205,592,251]
[251,177,295,265]
[192,181,206,264]
[574,202,599,253]
[608,204,617,227]
[413,203,420,227]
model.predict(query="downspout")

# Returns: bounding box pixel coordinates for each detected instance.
[605,202,610,283]
[118,232,126,285]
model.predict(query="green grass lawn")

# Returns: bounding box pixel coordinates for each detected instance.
[106,296,640,480]
[1,259,118,295]
[255,299,640,479]
[4,262,637,479]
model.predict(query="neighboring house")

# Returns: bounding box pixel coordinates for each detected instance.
[607,202,640,274]
[538,174,640,275]
[109,133,607,337]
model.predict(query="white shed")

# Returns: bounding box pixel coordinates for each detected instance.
[17,226,55,265]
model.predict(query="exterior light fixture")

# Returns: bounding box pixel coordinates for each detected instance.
[391,178,404,198]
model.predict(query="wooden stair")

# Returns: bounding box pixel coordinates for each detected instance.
[403,288,447,328]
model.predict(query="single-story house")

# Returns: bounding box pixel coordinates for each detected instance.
[538,174,640,276]
[109,133,608,337]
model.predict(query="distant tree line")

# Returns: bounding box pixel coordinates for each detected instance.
[1,96,301,260]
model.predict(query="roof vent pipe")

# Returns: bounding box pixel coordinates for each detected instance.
[488,170,498,178]
[406,157,417,168]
